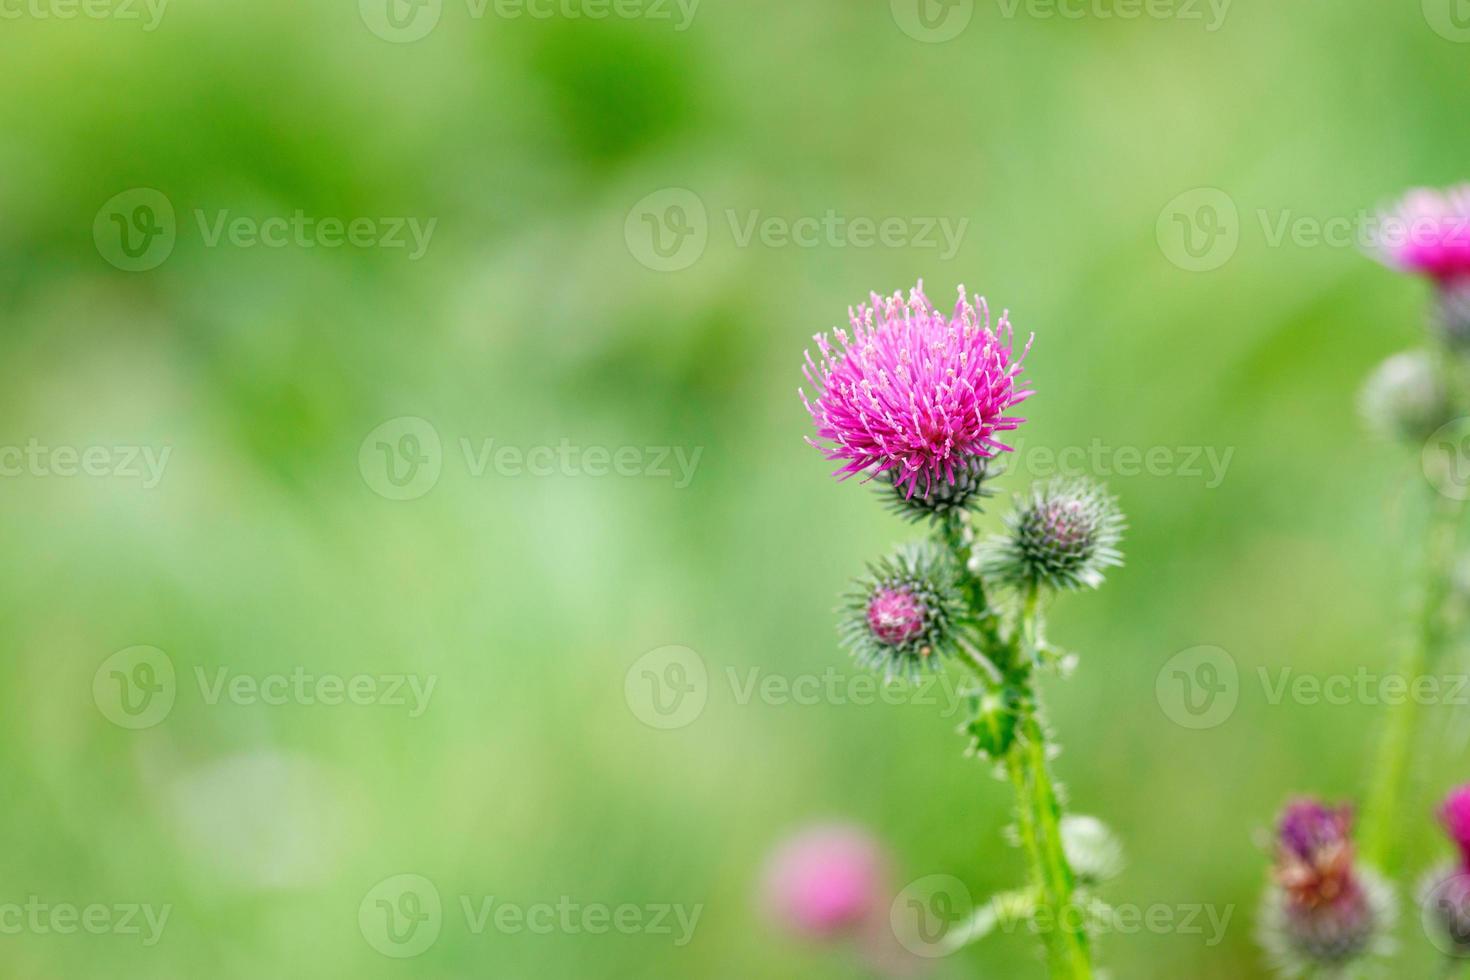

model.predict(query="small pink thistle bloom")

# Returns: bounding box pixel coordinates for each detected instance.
[801,281,1032,499]
[762,825,887,938]
[1372,185,1470,283]
[1277,799,1355,878]
[866,587,926,647]
[1261,799,1390,971]
[1273,801,1365,927]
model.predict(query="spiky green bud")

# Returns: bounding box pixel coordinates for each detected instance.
[977,479,1125,592]
[838,542,964,681]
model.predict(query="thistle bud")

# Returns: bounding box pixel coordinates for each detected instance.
[877,455,998,523]
[1258,799,1394,975]
[839,543,963,681]
[1358,349,1455,443]
[976,479,1125,592]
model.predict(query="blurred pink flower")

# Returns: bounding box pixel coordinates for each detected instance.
[762,824,887,938]
[1440,784,1470,868]
[1373,185,1470,283]
[1261,798,1386,971]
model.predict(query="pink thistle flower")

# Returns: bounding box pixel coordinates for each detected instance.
[1277,799,1355,877]
[1440,784,1470,870]
[761,824,887,938]
[1372,185,1470,283]
[801,281,1032,499]
[1260,799,1394,973]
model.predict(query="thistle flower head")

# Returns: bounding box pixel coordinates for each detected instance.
[1259,799,1395,975]
[1372,185,1470,284]
[761,825,887,938]
[977,478,1125,592]
[1358,349,1454,443]
[839,542,963,680]
[801,281,1031,500]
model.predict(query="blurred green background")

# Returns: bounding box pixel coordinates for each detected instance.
[3,0,1470,975]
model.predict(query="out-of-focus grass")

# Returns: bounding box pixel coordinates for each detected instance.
[1,0,1467,976]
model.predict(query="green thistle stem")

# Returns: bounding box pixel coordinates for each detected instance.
[941,512,1006,662]
[1006,747,1068,975]
[945,510,1093,978]
[1016,588,1094,979]
[1362,486,1463,872]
